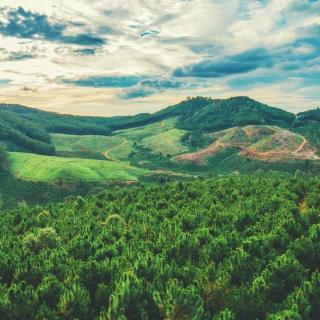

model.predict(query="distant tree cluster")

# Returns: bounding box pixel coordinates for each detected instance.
[0,176,319,319]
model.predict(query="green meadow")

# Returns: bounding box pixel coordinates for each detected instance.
[9,152,149,182]
[113,117,189,157]
[142,128,188,155]
[51,134,124,159]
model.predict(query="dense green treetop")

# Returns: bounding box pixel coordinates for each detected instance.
[0,175,320,319]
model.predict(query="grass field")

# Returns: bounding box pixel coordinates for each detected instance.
[9,152,149,182]
[113,117,189,158]
[142,129,188,155]
[51,134,124,158]
[115,117,178,139]
[50,118,189,162]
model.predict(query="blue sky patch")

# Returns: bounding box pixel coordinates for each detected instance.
[64,76,145,88]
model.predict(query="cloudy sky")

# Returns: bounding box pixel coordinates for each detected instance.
[0,0,319,116]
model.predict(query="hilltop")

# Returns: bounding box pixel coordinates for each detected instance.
[158,96,295,130]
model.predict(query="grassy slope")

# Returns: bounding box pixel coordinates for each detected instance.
[51,133,123,159]
[113,117,188,159]
[9,152,148,182]
[142,129,188,155]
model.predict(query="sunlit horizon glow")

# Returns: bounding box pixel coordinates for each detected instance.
[0,0,319,116]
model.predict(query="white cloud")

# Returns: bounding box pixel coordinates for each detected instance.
[0,0,319,115]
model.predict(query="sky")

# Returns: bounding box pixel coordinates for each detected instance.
[0,0,319,116]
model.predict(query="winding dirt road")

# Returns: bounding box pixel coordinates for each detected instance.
[104,138,128,162]
[294,137,307,154]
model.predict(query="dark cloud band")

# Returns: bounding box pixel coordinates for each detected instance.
[173,48,273,78]
[0,6,105,46]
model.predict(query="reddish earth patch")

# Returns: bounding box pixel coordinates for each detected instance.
[175,141,223,164]
[175,126,318,164]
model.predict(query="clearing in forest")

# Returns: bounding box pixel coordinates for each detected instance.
[176,125,318,164]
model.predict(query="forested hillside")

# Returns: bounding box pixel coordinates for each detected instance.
[158,96,295,131]
[0,103,155,135]
[0,103,160,154]
[293,108,320,150]
[0,176,319,319]
[0,110,54,155]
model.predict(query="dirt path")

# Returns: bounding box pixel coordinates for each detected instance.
[176,137,317,164]
[294,137,307,154]
[104,138,128,162]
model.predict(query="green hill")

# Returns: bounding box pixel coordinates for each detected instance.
[158,96,295,131]
[1,97,319,154]
[0,103,112,135]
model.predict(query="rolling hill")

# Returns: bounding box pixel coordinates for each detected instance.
[157,96,295,131]
[1,96,319,154]
[1,96,320,195]
[0,109,54,155]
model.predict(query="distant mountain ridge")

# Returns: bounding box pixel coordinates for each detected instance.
[0,97,319,155]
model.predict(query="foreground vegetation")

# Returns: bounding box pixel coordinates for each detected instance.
[0,176,319,319]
